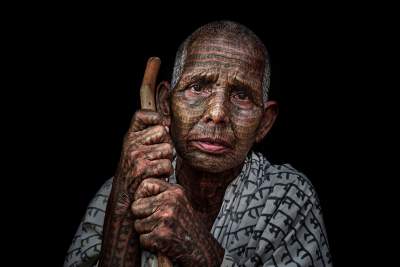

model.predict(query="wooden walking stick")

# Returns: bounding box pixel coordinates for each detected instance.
[140,57,160,111]
[140,57,173,267]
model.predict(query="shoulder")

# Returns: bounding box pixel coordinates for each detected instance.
[216,152,331,265]
[250,154,332,265]
[83,178,113,223]
[90,178,113,208]
[249,151,317,200]
[64,178,113,267]
[248,152,328,246]
[242,151,321,225]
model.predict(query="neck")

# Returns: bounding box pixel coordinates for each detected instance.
[175,156,243,213]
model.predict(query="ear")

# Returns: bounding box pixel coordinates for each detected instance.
[156,80,171,127]
[255,101,278,143]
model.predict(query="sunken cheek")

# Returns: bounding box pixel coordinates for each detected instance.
[231,108,262,145]
[170,92,207,140]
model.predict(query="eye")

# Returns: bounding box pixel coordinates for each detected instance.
[231,89,253,109]
[184,82,210,99]
[232,90,250,101]
[233,91,249,100]
[189,83,202,93]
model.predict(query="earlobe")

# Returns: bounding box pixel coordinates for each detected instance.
[255,101,278,143]
[156,81,172,125]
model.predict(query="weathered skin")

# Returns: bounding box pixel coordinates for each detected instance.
[170,34,266,174]
[99,27,277,267]
[99,111,173,267]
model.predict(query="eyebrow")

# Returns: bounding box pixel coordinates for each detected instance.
[187,71,219,84]
[176,71,218,90]
[229,77,253,92]
[228,76,262,98]
[183,71,255,89]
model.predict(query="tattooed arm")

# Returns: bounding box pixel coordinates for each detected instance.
[131,178,225,267]
[98,110,173,267]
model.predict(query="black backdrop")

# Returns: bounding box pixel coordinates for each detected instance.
[21,4,382,266]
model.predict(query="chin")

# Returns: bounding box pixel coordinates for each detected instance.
[180,150,243,173]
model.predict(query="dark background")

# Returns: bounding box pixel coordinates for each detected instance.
[16,3,385,266]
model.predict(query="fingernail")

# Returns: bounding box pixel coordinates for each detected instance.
[164,126,169,133]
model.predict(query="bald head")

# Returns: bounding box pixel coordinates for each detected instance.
[171,20,271,102]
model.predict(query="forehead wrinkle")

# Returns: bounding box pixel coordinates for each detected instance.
[182,57,264,78]
[189,35,265,58]
[191,35,259,49]
[189,42,262,58]
[180,66,262,90]
[189,45,256,58]
[183,61,261,74]
[185,42,265,78]
[185,53,264,69]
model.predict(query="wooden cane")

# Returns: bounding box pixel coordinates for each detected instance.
[139,57,173,267]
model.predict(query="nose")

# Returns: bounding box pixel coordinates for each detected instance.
[202,91,229,124]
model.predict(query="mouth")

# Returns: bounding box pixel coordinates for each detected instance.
[189,137,232,154]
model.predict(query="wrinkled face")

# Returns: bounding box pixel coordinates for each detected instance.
[170,35,266,172]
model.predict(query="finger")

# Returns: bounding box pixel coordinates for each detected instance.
[134,125,172,145]
[130,110,162,132]
[135,209,175,235]
[134,212,160,234]
[134,178,171,200]
[139,228,170,253]
[127,143,173,161]
[131,193,162,218]
[144,143,173,161]
[139,232,158,252]
[141,159,173,179]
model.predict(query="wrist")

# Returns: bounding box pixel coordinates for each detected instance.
[108,178,136,218]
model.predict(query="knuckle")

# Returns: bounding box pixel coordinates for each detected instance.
[160,159,170,168]
[160,209,174,220]
[140,178,152,187]
[122,134,133,149]
[123,133,138,147]
[165,164,173,176]
[131,205,139,216]
[156,228,171,240]
[132,163,147,179]
[164,143,173,154]
[132,112,139,122]
[131,112,143,125]
[129,149,141,159]
[156,150,164,159]
[160,160,173,175]
[154,125,165,134]
[173,185,185,197]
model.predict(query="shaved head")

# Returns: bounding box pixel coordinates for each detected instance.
[172,20,271,102]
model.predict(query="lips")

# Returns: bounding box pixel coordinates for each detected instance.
[189,137,232,154]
